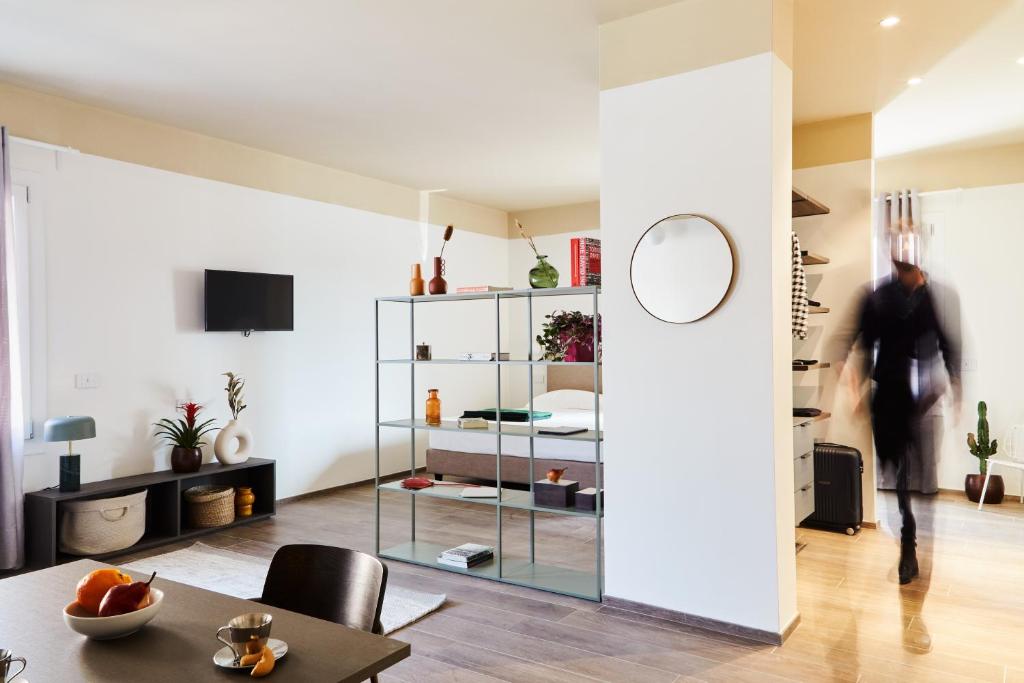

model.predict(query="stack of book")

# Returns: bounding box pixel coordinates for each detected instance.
[437,543,494,569]
[571,237,601,286]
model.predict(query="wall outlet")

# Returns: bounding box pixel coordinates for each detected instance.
[74,372,100,389]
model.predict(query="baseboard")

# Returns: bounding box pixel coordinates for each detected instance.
[861,520,878,529]
[277,467,425,505]
[602,595,797,646]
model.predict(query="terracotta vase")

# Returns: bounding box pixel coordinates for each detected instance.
[235,486,255,517]
[171,446,202,473]
[410,263,425,296]
[428,256,447,295]
[965,473,1004,504]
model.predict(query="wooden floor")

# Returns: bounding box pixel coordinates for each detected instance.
[109,484,1024,682]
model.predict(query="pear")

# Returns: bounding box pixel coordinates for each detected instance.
[98,571,156,617]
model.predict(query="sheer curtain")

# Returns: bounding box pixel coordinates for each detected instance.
[0,126,25,570]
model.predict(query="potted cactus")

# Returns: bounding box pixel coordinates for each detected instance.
[965,400,1004,504]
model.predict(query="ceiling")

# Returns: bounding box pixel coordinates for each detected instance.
[0,0,1018,210]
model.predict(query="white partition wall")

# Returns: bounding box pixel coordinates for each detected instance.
[600,0,797,640]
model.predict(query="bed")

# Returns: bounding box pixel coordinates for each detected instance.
[426,366,604,488]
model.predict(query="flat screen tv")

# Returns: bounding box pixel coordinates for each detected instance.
[205,269,294,332]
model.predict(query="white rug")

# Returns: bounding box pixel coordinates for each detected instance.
[123,543,445,634]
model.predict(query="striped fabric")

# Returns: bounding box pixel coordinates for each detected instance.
[792,231,808,340]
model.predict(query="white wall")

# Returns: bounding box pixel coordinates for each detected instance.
[793,159,877,523]
[919,184,1024,493]
[13,143,508,499]
[601,53,796,635]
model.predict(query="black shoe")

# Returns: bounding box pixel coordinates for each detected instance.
[899,543,919,584]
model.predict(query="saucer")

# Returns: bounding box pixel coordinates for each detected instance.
[213,638,289,669]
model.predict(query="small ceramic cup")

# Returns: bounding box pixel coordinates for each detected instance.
[216,613,272,662]
[0,649,26,682]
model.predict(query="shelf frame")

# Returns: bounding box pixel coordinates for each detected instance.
[374,286,603,601]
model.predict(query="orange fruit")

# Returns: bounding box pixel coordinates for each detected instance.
[75,568,132,615]
[250,646,275,678]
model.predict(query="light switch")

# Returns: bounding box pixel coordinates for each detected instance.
[75,373,100,389]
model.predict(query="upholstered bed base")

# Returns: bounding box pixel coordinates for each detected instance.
[426,448,602,490]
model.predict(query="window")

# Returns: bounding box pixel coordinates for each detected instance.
[9,174,47,449]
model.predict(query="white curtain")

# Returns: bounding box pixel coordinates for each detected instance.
[0,126,25,570]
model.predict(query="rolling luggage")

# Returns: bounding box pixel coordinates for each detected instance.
[804,442,863,535]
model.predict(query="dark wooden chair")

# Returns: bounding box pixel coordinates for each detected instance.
[255,544,388,681]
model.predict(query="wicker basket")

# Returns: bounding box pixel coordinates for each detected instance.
[59,489,148,555]
[183,485,235,528]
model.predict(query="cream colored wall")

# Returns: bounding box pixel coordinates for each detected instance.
[793,159,877,525]
[598,0,789,90]
[0,81,508,237]
[794,114,873,169]
[876,141,1024,194]
[507,201,600,238]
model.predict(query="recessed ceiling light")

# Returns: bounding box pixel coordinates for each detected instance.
[1017,56,1024,65]
[907,77,923,86]
[879,16,901,28]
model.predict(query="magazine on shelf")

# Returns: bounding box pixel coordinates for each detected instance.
[437,553,493,568]
[440,543,493,560]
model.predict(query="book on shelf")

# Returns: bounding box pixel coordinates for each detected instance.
[455,285,513,293]
[570,237,601,287]
[459,352,510,361]
[437,543,494,567]
[460,486,498,498]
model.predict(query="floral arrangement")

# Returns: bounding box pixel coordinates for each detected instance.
[223,372,247,420]
[154,402,217,449]
[536,310,602,362]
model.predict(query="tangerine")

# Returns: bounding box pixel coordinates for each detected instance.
[75,568,132,615]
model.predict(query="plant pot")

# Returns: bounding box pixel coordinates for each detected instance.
[214,419,253,465]
[965,473,1004,504]
[563,341,594,363]
[170,446,203,474]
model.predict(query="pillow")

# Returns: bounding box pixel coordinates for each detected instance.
[527,389,601,412]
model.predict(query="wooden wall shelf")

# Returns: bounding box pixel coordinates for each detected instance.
[793,188,830,218]
[24,458,276,568]
[793,362,831,372]
[808,307,830,314]
[801,253,830,265]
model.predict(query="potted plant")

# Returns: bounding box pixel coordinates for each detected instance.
[965,400,1003,504]
[214,371,254,465]
[536,310,602,362]
[155,402,217,473]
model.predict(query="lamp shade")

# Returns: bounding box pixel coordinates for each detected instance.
[43,416,96,442]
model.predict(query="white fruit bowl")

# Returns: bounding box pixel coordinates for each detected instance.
[63,588,164,639]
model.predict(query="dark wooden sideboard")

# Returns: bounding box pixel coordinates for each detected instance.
[24,458,275,568]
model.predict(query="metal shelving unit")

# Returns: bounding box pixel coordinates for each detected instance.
[373,285,603,601]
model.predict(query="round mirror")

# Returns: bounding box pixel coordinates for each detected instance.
[630,214,734,323]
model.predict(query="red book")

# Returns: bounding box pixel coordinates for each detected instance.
[570,238,581,286]
[578,238,601,286]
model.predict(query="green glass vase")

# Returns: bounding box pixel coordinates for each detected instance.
[529,255,559,289]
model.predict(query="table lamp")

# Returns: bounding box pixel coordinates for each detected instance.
[44,416,96,492]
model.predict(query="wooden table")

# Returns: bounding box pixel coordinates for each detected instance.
[0,560,410,682]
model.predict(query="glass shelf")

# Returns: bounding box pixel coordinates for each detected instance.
[377,285,599,303]
[378,480,601,518]
[377,418,603,443]
[377,358,600,366]
[379,541,600,601]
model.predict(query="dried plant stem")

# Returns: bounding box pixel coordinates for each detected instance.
[516,219,540,257]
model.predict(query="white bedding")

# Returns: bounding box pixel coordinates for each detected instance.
[429,404,604,463]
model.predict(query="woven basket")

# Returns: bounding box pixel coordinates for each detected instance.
[183,485,235,528]
[59,489,147,555]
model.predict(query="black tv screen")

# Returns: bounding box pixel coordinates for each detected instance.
[205,269,294,332]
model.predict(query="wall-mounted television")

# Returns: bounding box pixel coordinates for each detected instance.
[204,269,294,332]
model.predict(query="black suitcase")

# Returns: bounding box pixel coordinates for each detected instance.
[803,443,863,535]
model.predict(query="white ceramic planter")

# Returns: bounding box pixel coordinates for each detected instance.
[214,419,253,465]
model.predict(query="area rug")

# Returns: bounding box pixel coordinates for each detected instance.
[123,543,445,634]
